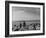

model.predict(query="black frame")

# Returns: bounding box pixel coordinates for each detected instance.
[5,1,45,37]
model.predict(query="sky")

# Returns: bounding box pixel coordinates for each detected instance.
[12,7,40,21]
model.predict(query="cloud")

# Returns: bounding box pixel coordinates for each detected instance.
[12,7,40,21]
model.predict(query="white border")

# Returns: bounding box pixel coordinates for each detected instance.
[9,3,43,35]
